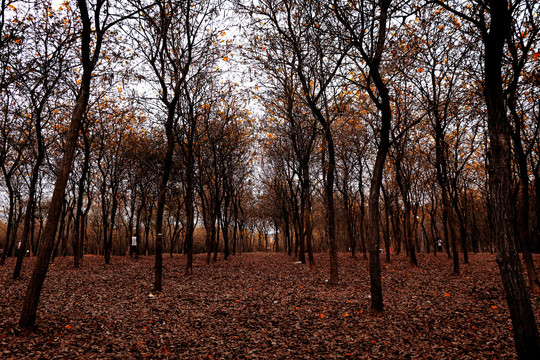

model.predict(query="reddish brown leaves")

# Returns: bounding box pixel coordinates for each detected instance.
[1,253,538,359]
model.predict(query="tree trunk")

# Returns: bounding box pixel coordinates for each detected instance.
[323,128,339,284]
[433,102,459,274]
[73,129,90,268]
[367,75,391,312]
[19,0,95,329]
[184,136,195,275]
[482,1,540,356]
[154,103,176,292]
[509,108,540,293]
[13,124,44,279]
[302,163,315,269]
[395,155,417,267]
[0,177,17,266]
[222,193,231,261]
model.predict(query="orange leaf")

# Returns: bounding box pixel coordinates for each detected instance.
[445,293,450,297]
[320,313,325,319]
[65,325,71,329]
[491,305,497,309]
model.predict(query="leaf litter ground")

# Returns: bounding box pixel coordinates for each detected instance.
[1,252,539,359]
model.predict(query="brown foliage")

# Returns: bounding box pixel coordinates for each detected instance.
[1,253,538,358]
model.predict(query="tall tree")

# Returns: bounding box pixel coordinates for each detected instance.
[13,2,76,278]
[504,2,540,293]
[19,0,133,330]
[243,0,348,284]
[434,0,540,357]
[130,0,222,287]
[333,0,396,313]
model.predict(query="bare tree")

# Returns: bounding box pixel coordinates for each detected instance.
[19,0,134,330]
[433,0,540,357]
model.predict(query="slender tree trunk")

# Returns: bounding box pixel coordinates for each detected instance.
[405,202,417,266]
[359,186,367,259]
[482,1,540,356]
[73,129,90,268]
[19,0,95,329]
[107,188,118,259]
[213,211,220,262]
[535,169,540,252]
[302,164,315,269]
[284,206,292,256]
[510,112,540,292]
[0,180,16,266]
[433,106,459,274]
[222,194,231,261]
[232,200,239,255]
[273,219,279,252]
[395,155,417,267]
[382,187,392,263]
[323,128,338,284]
[366,54,392,313]
[294,202,305,263]
[184,136,195,275]
[13,139,44,278]
[154,104,176,292]
[343,176,356,259]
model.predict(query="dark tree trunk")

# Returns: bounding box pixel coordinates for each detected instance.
[358,182,367,259]
[342,175,356,259]
[13,121,45,279]
[382,186,392,263]
[232,199,239,255]
[283,205,292,256]
[302,163,315,269]
[323,127,338,284]
[73,128,90,268]
[154,103,176,292]
[395,155,417,267]
[222,194,231,261]
[273,219,279,252]
[366,51,392,313]
[107,187,118,259]
[184,129,195,275]
[293,200,305,263]
[509,100,540,293]
[0,173,17,266]
[390,198,401,256]
[19,0,96,330]
[481,1,540,356]
[535,169,540,252]
[433,102,459,274]
[213,212,220,262]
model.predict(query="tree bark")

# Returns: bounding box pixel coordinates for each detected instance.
[184,140,195,275]
[19,0,104,330]
[73,129,90,268]
[302,163,315,269]
[482,1,540,357]
[154,103,176,292]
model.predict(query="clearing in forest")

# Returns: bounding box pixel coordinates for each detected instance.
[1,252,538,359]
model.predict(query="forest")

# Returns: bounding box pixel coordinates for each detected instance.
[1,0,539,358]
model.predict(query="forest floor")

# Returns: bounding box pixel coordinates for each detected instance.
[1,252,539,359]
